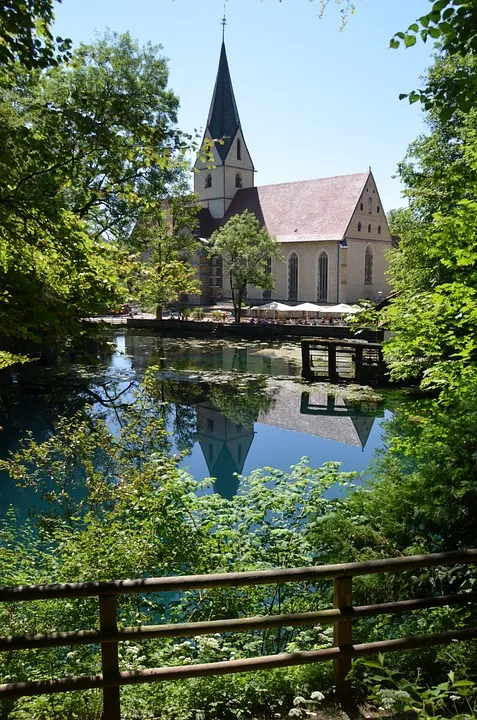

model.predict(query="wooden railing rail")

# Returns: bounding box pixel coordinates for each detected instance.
[0,549,476,719]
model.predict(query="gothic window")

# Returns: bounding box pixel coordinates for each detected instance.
[377,205,380,213]
[235,173,242,188]
[364,245,373,284]
[211,255,223,287]
[360,202,364,211]
[237,138,241,160]
[205,173,212,188]
[378,225,381,234]
[288,252,298,301]
[358,222,362,232]
[317,251,328,302]
[368,223,371,233]
[368,197,372,213]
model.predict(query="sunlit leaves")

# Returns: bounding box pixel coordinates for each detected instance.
[207,210,283,323]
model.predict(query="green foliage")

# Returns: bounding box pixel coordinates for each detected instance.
[207,210,283,323]
[1,369,477,716]
[0,0,71,72]
[391,0,477,120]
[360,656,476,718]
[384,56,477,387]
[0,29,193,355]
[0,352,32,370]
[128,188,201,317]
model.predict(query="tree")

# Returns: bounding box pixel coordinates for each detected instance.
[0,31,190,354]
[0,0,71,72]
[391,0,477,120]
[128,189,201,319]
[384,54,477,387]
[207,210,283,323]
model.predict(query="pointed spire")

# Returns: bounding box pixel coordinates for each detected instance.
[206,41,241,163]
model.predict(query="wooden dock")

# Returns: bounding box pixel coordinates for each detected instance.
[301,338,387,384]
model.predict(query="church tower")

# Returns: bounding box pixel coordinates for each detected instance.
[194,40,255,219]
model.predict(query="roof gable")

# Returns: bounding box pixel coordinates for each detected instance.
[223,172,370,242]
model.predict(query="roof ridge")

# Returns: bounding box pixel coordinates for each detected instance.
[247,172,370,192]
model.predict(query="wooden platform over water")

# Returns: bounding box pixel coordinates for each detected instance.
[301,338,387,384]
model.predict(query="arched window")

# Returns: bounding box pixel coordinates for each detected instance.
[358,222,362,232]
[360,202,364,211]
[378,225,381,234]
[364,245,373,284]
[235,173,242,188]
[288,252,298,301]
[237,138,241,160]
[368,197,372,213]
[205,173,212,189]
[317,251,328,302]
[377,205,380,213]
[367,223,371,233]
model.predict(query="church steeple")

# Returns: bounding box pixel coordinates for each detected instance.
[206,42,241,163]
[194,38,255,219]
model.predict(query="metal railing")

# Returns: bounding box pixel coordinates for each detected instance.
[1,549,477,719]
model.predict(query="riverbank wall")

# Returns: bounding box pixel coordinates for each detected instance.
[86,317,383,344]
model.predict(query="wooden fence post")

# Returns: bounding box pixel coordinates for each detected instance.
[328,344,337,381]
[99,594,121,720]
[301,341,312,379]
[333,576,353,702]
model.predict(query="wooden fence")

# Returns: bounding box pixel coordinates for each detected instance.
[1,549,477,719]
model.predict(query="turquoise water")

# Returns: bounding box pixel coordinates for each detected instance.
[0,331,390,512]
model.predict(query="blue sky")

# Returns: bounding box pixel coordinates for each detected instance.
[53,0,435,212]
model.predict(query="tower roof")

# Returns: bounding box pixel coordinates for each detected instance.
[206,42,241,162]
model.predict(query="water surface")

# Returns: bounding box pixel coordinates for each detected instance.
[0,331,390,513]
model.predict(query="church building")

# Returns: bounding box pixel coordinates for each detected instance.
[193,41,393,306]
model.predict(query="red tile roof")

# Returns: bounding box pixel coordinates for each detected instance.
[223,172,370,242]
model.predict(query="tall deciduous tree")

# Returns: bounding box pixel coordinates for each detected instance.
[207,210,282,323]
[0,31,189,352]
[385,53,477,387]
[128,189,201,319]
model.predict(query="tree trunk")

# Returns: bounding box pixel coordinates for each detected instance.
[234,290,242,323]
[156,305,163,321]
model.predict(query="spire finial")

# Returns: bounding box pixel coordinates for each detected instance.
[222,1,227,42]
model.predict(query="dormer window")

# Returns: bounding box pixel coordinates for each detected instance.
[237,138,241,160]
[235,173,242,188]
[205,173,212,189]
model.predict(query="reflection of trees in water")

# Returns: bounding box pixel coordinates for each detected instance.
[143,372,279,493]
[208,378,277,429]
[144,371,278,432]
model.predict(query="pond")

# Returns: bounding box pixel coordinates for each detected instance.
[0,331,392,516]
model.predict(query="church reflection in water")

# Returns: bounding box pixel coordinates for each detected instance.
[196,402,255,499]
[187,386,384,499]
[123,333,385,499]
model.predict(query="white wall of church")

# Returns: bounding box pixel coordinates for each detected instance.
[345,240,392,302]
[246,238,392,305]
[270,241,340,304]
